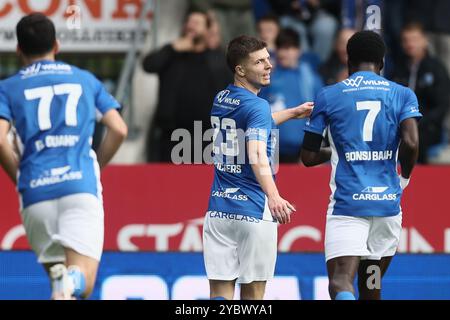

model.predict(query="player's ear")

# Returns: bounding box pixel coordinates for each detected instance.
[235,65,245,77]
[53,40,61,55]
[16,45,25,62]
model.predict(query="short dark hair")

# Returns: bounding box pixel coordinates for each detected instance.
[185,9,212,29]
[226,35,267,73]
[275,28,300,49]
[402,22,426,34]
[347,30,385,66]
[258,13,280,26]
[16,13,56,56]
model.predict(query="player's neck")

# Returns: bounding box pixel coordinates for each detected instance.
[23,53,55,66]
[234,78,260,95]
[350,63,380,75]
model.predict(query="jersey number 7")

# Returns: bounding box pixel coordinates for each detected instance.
[356,101,381,142]
[24,83,83,131]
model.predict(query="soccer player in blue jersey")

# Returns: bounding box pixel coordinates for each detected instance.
[301,31,421,300]
[203,35,313,300]
[0,13,127,299]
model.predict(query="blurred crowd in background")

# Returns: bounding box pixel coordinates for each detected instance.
[1,0,450,165]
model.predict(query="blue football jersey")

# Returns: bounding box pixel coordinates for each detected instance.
[207,84,277,221]
[0,60,120,208]
[305,71,422,217]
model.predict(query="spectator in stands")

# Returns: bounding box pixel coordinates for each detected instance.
[319,28,356,85]
[142,10,232,162]
[391,23,450,164]
[190,0,256,46]
[206,14,223,50]
[260,28,323,163]
[267,0,339,62]
[404,0,450,144]
[256,13,280,63]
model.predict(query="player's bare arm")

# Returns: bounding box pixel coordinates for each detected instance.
[247,139,295,224]
[272,102,314,125]
[398,117,419,182]
[0,119,19,183]
[96,109,128,169]
[300,131,332,167]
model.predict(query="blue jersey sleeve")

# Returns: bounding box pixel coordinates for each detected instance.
[0,85,12,122]
[304,88,328,135]
[93,76,120,120]
[399,87,422,122]
[245,99,272,143]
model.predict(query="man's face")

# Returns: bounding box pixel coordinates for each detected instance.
[402,29,427,59]
[183,12,208,41]
[276,46,301,68]
[240,48,272,88]
[257,21,279,45]
[336,29,355,63]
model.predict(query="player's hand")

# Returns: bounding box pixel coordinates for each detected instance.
[268,195,296,224]
[172,36,194,52]
[292,102,314,119]
[399,175,410,190]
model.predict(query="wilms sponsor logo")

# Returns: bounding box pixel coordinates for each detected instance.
[216,90,240,105]
[343,76,390,88]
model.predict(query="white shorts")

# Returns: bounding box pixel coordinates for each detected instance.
[21,193,104,263]
[325,213,402,262]
[203,211,277,284]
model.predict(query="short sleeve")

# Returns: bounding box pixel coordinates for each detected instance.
[304,88,328,136]
[245,99,272,143]
[399,87,422,123]
[0,85,12,122]
[94,77,121,121]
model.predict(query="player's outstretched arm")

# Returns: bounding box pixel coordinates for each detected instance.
[247,139,295,224]
[0,119,19,183]
[300,131,331,167]
[96,109,128,169]
[399,118,419,180]
[272,102,314,125]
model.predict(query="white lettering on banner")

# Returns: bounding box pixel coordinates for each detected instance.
[117,218,203,252]
[101,275,169,300]
[278,226,322,252]
[396,228,435,253]
[314,277,331,300]
[0,223,444,253]
[445,229,450,252]
[0,225,26,250]
[409,228,434,253]
[100,275,300,300]
[115,222,443,253]
[179,218,203,252]
[147,225,184,251]
[0,0,153,52]
[118,224,183,251]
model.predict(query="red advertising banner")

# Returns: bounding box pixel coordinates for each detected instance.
[1,165,449,253]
